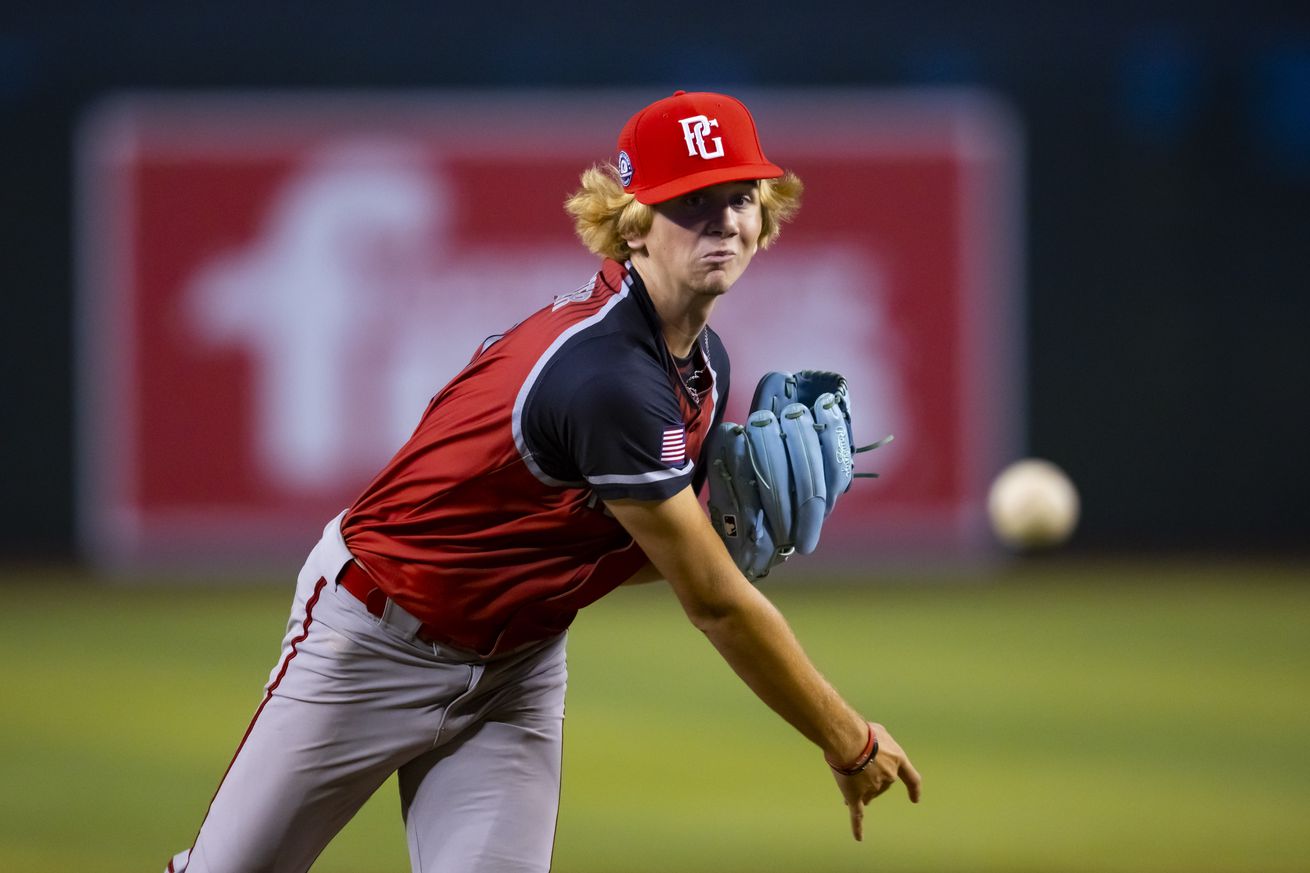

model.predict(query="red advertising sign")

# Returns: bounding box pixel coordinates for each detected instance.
[78,91,1022,569]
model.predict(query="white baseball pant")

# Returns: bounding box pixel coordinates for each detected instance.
[166,512,568,873]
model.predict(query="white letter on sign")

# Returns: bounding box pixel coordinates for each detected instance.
[678,115,724,160]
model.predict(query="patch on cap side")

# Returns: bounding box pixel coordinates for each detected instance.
[617,150,634,187]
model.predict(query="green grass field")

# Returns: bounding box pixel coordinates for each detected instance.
[1,559,1307,872]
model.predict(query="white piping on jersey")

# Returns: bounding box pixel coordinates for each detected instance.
[586,459,695,487]
[511,268,633,488]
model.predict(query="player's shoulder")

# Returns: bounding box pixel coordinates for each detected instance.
[537,323,666,412]
[541,262,663,373]
[504,260,645,346]
[490,260,659,419]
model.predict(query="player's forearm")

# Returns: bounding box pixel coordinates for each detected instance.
[606,489,868,762]
[691,581,868,762]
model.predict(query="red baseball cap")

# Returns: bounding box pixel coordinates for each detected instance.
[617,90,784,204]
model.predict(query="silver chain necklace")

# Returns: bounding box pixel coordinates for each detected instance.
[677,331,711,406]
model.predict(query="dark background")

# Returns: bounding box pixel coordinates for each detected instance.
[4,1,1308,558]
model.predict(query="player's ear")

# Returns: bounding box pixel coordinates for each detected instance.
[621,198,657,256]
[622,229,649,255]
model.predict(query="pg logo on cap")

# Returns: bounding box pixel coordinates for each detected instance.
[678,115,725,160]
[615,90,782,203]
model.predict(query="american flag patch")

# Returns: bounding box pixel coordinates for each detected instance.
[660,427,687,465]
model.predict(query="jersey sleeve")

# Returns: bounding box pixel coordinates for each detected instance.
[522,341,694,502]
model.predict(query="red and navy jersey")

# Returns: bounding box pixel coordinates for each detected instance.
[341,259,730,657]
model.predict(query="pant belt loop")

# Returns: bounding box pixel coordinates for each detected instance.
[380,597,424,642]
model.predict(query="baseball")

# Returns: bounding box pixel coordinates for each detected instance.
[987,459,1080,550]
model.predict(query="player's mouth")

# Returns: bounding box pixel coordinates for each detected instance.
[701,250,735,264]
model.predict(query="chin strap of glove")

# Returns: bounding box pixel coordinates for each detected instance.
[707,370,892,581]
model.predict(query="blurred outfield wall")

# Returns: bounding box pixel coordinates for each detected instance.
[74,90,1023,570]
[6,5,1309,560]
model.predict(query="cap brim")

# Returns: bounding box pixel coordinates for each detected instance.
[634,162,785,205]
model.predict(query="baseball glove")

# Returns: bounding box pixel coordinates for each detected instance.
[706,370,892,581]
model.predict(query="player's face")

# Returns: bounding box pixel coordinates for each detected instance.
[628,181,763,298]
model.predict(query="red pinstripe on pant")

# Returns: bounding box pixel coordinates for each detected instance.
[169,576,329,873]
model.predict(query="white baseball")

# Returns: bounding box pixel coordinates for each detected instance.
[987,459,1080,550]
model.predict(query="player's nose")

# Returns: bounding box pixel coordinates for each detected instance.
[705,202,739,238]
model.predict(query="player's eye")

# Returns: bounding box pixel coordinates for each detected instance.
[681,193,706,209]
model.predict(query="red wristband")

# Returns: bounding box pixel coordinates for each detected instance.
[826,722,879,776]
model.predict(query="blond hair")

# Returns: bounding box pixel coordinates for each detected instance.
[564,164,804,261]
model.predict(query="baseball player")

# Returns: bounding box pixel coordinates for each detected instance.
[166,90,921,873]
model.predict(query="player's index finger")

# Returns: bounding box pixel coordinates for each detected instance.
[849,803,863,842]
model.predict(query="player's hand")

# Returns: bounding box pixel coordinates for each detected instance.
[830,722,921,842]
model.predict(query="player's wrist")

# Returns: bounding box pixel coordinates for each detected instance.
[821,715,867,763]
[825,721,879,776]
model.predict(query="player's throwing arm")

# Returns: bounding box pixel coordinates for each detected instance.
[607,486,921,841]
